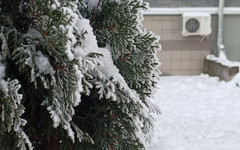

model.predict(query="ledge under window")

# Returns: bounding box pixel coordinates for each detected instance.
[142,7,240,15]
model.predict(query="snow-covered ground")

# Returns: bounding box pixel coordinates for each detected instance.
[149,74,240,150]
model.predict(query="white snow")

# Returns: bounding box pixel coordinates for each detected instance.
[206,54,240,67]
[97,48,121,79]
[148,75,240,150]
[96,47,141,102]
[50,4,57,10]
[87,0,121,10]
[24,28,42,39]
[73,18,99,58]
[61,6,79,61]
[0,60,8,93]
[87,0,101,11]
[35,51,54,74]
[0,64,6,79]
[53,0,60,7]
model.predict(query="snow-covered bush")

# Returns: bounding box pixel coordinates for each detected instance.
[0,0,160,149]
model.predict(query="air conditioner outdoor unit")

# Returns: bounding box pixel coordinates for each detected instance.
[182,12,212,37]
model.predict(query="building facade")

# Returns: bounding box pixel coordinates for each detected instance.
[145,0,240,8]
[143,0,240,75]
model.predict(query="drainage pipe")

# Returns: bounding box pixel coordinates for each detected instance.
[217,0,227,59]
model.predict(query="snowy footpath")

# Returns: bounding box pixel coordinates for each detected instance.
[148,75,240,150]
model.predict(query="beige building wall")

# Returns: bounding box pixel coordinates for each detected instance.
[143,15,217,75]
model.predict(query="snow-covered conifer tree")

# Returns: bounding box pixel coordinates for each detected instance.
[0,0,160,149]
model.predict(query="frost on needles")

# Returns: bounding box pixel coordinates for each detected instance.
[0,0,160,150]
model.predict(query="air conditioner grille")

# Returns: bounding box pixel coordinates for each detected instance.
[185,18,200,33]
